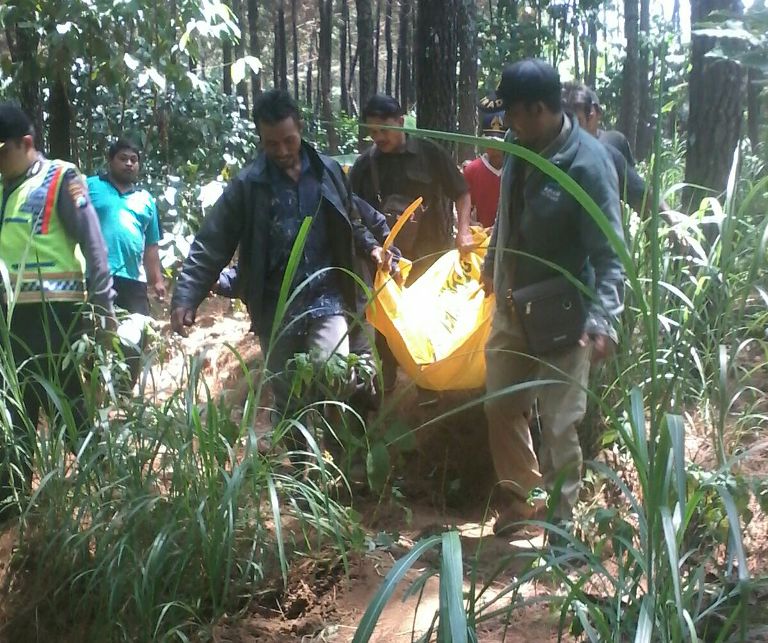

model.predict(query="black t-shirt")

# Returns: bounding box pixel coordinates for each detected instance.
[598,129,636,167]
[350,137,467,213]
[601,141,647,214]
[349,136,467,254]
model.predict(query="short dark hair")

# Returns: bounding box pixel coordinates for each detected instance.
[0,102,34,144]
[497,59,562,113]
[108,137,141,160]
[361,94,403,121]
[252,89,301,128]
[562,81,601,116]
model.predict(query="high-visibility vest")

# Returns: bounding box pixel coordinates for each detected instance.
[0,159,86,304]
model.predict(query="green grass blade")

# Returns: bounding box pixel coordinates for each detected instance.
[438,531,469,643]
[265,474,288,587]
[352,534,442,643]
[715,485,750,581]
[661,505,685,628]
[634,594,654,643]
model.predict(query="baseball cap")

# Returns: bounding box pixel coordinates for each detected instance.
[496,59,561,110]
[0,102,34,149]
[478,93,506,139]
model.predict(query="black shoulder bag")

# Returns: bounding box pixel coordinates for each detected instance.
[506,163,587,355]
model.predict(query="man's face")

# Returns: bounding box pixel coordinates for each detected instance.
[573,105,600,136]
[364,116,406,154]
[485,144,505,167]
[259,116,303,170]
[0,136,33,180]
[504,102,546,147]
[109,148,140,184]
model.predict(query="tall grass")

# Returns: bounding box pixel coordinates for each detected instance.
[353,115,767,640]
[0,219,370,640]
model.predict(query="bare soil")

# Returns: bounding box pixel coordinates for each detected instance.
[0,297,766,642]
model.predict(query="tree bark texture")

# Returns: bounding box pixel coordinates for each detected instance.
[247,0,262,105]
[356,0,376,109]
[274,0,289,91]
[233,0,249,112]
[4,11,43,149]
[617,0,640,152]
[684,0,744,210]
[457,0,477,161]
[747,67,762,151]
[292,0,300,100]
[223,36,233,95]
[340,0,350,113]
[385,0,394,96]
[415,0,457,134]
[319,0,339,153]
[635,0,652,159]
[396,0,412,109]
[48,70,72,161]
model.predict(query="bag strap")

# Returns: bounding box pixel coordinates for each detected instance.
[507,159,527,282]
[370,148,383,207]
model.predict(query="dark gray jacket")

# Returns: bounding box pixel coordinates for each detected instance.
[483,116,625,340]
[172,142,380,336]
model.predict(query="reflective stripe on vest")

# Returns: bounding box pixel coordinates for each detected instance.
[0,160,86,304]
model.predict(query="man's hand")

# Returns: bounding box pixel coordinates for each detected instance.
[481,273,494,297]
[152,279,167,301]
[171,307,196,337]
[370,246,393,272]
[579,332,615,364]
[456,229,476,255]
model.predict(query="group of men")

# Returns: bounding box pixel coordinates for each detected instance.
[1,58,647,539]
[0,105,163,518]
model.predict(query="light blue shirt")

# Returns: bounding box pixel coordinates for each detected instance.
[87,175,160,282]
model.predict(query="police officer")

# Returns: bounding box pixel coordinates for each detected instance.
[0,102,115,518]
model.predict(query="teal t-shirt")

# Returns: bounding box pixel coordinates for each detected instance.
[87,175,160,282]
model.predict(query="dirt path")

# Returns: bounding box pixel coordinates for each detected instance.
[1,298,766,641]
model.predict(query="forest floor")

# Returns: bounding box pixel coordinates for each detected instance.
[1,297,767,642]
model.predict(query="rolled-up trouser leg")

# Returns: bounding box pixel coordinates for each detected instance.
[484,311,541,502]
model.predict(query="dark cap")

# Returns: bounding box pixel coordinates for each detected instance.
[496,59,562,113]
[478,93,506,139]
[0,102,33,149]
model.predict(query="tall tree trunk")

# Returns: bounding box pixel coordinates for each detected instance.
[356,0,376,109]
[635,0,652,159]
[416,0,457,135]
[274,0,288,91]
[223,35,233,95]
[572,7,581,80]
[247,0,262,105]
[457,0,477,161]
[586,10,598,87]
[5,15,42,149]
[617,0,640,152]
[340,0,350,113]
[319,0,339,153]
[672,0,681,35]
[306,61,313,108]
[233,0,249,113]
[747,67,762,151]
[385,0,394,95]
[684,0,745,212]
[397,0,412,109]
[374,0,382,94]
[48,69,72,161]
[291,0,299,100]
